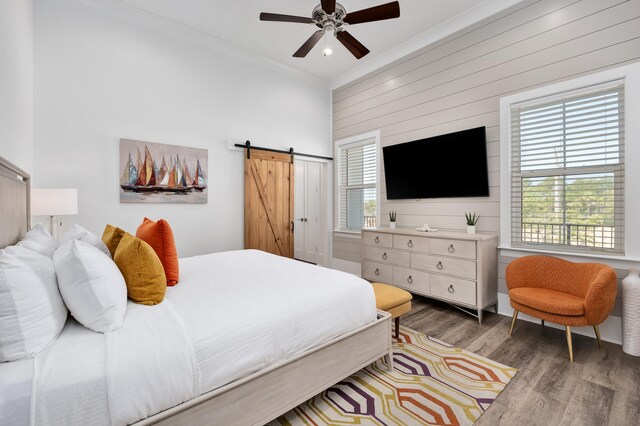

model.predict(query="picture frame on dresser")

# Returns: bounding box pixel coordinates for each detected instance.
[361,227,498,324]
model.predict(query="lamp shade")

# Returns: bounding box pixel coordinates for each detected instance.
[31,188,78,216]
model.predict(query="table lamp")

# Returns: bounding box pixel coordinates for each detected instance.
[31,188,78,239]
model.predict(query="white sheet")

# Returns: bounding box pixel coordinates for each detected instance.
[168,249,377,394]
[34,318,110,426]
[106,301,197,426]
[0,357,34,426]
[0,249,377,426]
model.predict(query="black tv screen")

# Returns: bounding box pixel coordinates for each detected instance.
[382,127,489,199]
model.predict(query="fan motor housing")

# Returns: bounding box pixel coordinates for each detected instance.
[312,3,347,33]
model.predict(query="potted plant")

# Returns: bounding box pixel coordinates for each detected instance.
[465,212,479,234]
[389,211,397,229]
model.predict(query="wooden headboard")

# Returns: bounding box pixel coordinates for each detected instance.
[0,156,30,248]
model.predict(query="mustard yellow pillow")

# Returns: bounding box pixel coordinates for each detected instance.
[102,225,126,258]
[113,233,166,306]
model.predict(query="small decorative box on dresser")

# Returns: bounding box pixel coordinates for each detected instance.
[361,227,498,324]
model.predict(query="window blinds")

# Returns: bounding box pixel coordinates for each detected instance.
[510,82,625,254]
[338,140,377,231]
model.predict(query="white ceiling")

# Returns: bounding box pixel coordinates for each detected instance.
[116,0,522,84]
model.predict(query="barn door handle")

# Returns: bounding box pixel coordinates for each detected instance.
[375,236,380,243]
[407,276,413,284]
[290,221,294,232]
[448,285,455,293]
[436,261,443,270]
[407,240,413,248]
[375,268,380,276]
[382,253,388,260]
[448,244,455,253]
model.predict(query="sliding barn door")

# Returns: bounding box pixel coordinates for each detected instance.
[244,149,294,257]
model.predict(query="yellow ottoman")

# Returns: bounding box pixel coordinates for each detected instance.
[372,283,412,339]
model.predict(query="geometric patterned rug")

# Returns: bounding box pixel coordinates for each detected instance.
[269,326,517,426]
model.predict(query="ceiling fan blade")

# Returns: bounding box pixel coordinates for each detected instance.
[293,30,325,58]
[259,12,314,24]
[343,1,400,25]
[336,31,370,59]
[321,0,336,14]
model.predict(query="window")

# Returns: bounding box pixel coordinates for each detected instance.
[337,137,377,231]
[509,82,624,254]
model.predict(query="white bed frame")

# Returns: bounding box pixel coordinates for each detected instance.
[0,156,393,426]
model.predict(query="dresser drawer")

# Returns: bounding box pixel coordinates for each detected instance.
[431,275,476,306]
[410,253,476,280]
[362,261,392,283]
[431,239,476,260]
[393,267,430,295]
[393,235,430,253]
[363,232,393,248]
[364,246,410,267]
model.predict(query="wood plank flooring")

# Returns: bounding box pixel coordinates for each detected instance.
[402,296,640,425]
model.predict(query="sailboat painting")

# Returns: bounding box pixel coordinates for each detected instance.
[119,139,208,204]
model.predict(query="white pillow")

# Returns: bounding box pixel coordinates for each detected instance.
[0,245,67,362]
[60,224,111,258]
[17,223,57,258]
[53,240,127,333]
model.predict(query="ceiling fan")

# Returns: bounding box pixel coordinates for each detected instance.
[260,1,400,59]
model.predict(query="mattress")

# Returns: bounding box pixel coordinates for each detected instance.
[2,249,376,425]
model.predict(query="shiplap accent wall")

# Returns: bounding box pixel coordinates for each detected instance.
[332,0,640,322]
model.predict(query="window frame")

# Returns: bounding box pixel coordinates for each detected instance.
[499,62,640,266]
[510,82,625,255]
[334,131,381,234]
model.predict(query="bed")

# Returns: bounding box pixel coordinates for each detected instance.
[0,156,393,426]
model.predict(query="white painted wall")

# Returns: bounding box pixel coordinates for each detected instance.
[0,0,33,173]
[33,0,331,257]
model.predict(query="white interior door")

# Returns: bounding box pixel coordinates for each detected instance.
[304,161,322,264]
[294,161,306,261]
[293,159,325,265]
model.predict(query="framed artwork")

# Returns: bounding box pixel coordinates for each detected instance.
[119,139,208,204]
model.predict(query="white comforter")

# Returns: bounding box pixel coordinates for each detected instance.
[1,250,376,425]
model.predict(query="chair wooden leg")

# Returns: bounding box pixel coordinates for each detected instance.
[394,317,400,340]
[509,310,519,336]
[566,326,574,362]
[541,319,545,327]
[594,325,603,350]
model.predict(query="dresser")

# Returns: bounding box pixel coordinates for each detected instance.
[361,227,498,324]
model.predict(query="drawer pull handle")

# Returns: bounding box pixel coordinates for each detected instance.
[407,276,413,284]
[448,244,455,253]
[407,240,413,248]
[436,261,443,270]
[382,253,388,260]
[448,285,455,293]
[375,236,380,243]
[375,268,380,276]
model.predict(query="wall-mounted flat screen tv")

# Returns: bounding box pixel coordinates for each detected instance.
[382,126,489,199]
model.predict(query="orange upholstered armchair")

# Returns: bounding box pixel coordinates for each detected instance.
[506,255,617,362]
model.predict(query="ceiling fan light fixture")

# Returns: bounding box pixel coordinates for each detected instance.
[260,1,400,59]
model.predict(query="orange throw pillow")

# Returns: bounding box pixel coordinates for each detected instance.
[135,218,179,286]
